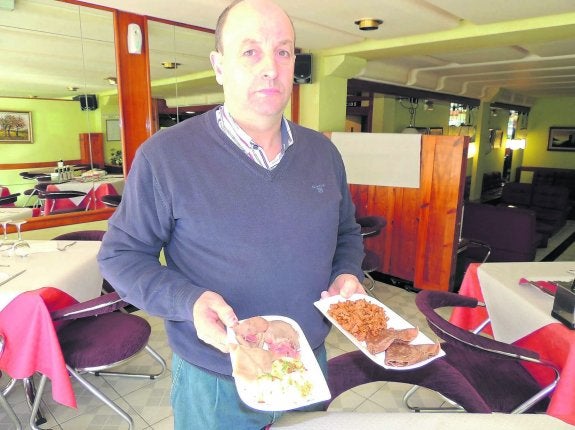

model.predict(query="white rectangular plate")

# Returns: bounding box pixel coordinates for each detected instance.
[227,315,331,411]
[314,294,445,370]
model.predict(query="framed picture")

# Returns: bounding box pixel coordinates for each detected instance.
[548,127,575,151]
[0,111,33,143]
[106,119,121,141]
[489,128,503,149]
[429,127,444,135]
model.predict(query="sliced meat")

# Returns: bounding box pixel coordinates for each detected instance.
[233,316,269,348]
[384,342,441,367]
[263,320,300,358]
[365,327,419,355]
[229,343,275,381]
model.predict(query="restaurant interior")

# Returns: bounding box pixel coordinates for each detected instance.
[1,0,575,428]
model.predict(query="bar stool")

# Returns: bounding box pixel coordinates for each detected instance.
[356,216,387,296]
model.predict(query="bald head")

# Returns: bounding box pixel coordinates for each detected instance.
[214,0,294,53]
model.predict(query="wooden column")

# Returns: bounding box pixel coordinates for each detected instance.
[113,11,154,173]
[350,135,468,291]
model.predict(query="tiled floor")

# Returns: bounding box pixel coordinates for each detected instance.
[1,281,451,429]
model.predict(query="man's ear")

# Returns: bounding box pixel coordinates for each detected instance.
[210,51,224,85]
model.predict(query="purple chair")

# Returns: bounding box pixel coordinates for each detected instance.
[326,291,559,413]
[29,292,166,430]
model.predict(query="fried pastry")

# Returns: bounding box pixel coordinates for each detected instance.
[384,341,441,367]
[365,327,419,355]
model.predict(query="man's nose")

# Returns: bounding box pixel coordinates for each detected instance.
[261,53,278,79]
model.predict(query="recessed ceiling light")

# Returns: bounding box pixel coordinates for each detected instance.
[161,62,181,69]
[67,86,79,91]
[354,18,383,31]
[105,77,117,85]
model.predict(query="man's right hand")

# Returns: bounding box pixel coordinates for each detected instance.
[192,291,238,353]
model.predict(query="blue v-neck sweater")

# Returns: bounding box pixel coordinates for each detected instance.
[98,108,364,376]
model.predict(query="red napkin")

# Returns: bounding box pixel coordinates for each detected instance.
[518,278,558,295]
[0,287,78,408]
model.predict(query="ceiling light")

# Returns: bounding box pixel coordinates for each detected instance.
[161,62,181,69]
[67,86,79,91]
[105,77,117,85]
[354,18,383,31]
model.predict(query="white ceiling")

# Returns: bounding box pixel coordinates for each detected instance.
[2,0,575,106]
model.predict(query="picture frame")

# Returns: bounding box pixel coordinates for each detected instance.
[106,118,121,141]
[548,127,575,151]
[429,127,444,135]
[0,111,33,143]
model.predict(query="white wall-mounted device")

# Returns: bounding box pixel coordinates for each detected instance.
[127,23,142,55]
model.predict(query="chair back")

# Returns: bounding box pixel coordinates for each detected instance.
[52,230,106,241]
[415,291,540,360]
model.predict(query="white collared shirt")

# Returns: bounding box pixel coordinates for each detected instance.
[216,105,294,170]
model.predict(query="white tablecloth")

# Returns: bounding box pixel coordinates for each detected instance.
[272,411,573,429]
[0,240,102,310]
[0,208,33,222]
[477,262,575,343]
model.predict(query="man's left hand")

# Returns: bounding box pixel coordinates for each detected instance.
[320,274,365,299]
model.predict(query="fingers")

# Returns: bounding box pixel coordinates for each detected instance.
[193,291,238,353]
[322,274,366,299]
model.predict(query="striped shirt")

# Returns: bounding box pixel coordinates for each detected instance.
[215,105,294,170]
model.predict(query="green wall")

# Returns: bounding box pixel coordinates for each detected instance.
[0,97,99,164]
[0,96,103,199]
[523,96,575,169]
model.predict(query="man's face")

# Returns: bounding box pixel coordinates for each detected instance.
[210,0,295,125]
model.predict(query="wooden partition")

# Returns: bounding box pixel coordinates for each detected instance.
[349,135,468,291]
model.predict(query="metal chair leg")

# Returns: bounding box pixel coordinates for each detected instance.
[22,377,47,427]
[363,271,377,298]
[93,344,167,379]
[30,371,134,430]
[402,384,465,413]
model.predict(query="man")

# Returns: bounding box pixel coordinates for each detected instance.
[97,0,365,428]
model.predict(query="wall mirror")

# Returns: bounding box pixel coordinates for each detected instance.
[147,19,221,131]
[0,0,118,226]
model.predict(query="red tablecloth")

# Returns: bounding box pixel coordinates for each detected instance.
[451,263,575,426]
[0,287,78,408]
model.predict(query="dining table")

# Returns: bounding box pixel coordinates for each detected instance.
[451,261,575,426]
[44,174,125,214]
[0,239,104,411]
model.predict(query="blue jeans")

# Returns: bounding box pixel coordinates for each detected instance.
[171,345,327,430]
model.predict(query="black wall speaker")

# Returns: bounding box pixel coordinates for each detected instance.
[73,94,98,111]
[294,53,312,84]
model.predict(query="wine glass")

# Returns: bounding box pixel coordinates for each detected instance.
[9,220,27,241]
[0,220,13,252]
[8,220,30,258]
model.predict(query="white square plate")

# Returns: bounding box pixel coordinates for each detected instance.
[227,315,331,411]
[314,294,445,369]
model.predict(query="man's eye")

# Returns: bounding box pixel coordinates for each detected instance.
[243,49,256,57]
[278,50,291,58]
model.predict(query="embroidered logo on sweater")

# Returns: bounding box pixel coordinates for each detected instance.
[312,184,326,193]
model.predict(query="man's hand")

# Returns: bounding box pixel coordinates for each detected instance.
[320,274,365,299]
[193,291,238,353]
